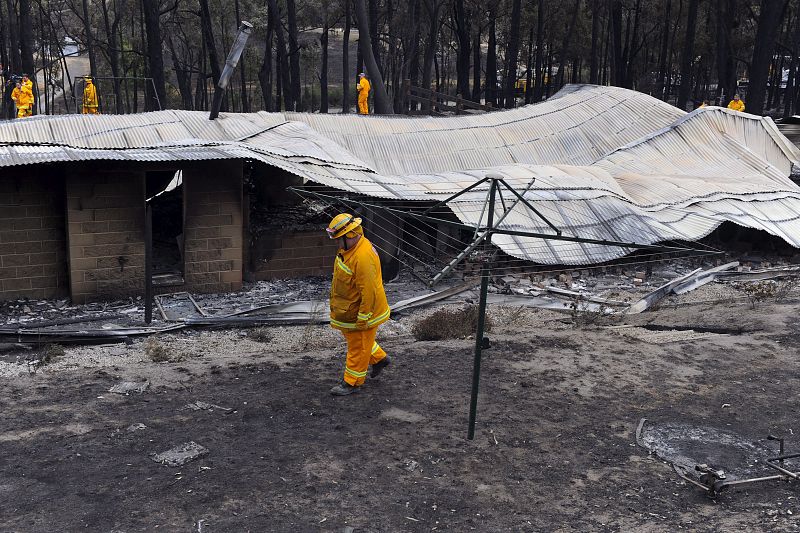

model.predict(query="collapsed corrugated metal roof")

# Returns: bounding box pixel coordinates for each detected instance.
[1,84,799,265]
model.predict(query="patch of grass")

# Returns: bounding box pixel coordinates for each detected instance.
[248,327,273,343]
[144,338,171,362]
[412,305,492,341]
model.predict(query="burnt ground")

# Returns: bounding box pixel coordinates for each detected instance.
[1,295,800,532]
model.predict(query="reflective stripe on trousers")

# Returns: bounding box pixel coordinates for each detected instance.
[342,326,387,386]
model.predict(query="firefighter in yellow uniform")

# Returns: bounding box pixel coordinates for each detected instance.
[82,78,99,114]
[11,80,33,118]
[327,213,391,395]
[727,94,745,112]
[357,73,371,115]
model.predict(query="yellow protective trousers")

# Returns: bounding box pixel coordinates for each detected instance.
[358,95,369,115]
[17,106,31,118]
[342,326,386,386]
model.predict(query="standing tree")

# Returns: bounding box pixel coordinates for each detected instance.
[142,0,167,110]
[748,0,788,114]
[354,0,393,113]
[503,0,522,107]
[677,0,700,110]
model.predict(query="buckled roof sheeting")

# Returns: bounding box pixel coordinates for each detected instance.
[1,84,799,265]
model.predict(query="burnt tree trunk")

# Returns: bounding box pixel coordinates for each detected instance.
[234,0,249,112]
[422,0,442,110]
[453,0,471,99]
[748,0,786,114]
[267,0,293,111]
[287,0,301,110]
[589,0,601,85]
[609,0,624,87]
[354,0,393,113]
[369,0,382,74]
[533,0,545,102]
[259,3,274,112]
[656,0,672,99]
[677,0,700,110]
[503,0,522,107]
[342,0,351,113]
[142,0,167,110]
[320,18,329,113]
[715,0,736,103]
[486,3,498,106]
[472,24,482,102]
[555,0,581,90]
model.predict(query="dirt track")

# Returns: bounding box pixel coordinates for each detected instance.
[1,294,799,532]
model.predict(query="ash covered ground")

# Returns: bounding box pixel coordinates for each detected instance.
[1,265,800,531]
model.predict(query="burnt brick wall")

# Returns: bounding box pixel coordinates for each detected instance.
[0,171,68,300]
[65,170,145,303]
[251,230,338,280]
[183,162,244,293]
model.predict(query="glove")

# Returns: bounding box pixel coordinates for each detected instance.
[355,320,368,331]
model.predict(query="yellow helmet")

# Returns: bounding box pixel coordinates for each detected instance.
[326,213,362,239]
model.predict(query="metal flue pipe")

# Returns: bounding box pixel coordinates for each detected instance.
[209,21,253,120]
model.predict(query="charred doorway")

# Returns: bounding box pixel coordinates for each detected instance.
[146,170,185,285]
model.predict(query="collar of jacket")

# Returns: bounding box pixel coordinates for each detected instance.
[338,235,367,260]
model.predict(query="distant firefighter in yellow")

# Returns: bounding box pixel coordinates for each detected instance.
[326,213,391,396]
[82,78,99,114]
[11,79,33,118]
[357,72,371,115]
[727,94,745,112]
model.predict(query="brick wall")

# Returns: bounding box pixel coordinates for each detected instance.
[183,162,244,293]
[251,230,338,280]
[0,171,68,300]
[65,170,146,303]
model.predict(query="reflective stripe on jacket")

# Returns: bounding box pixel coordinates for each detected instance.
[329,236,390,331]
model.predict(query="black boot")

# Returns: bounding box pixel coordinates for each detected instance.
[330,381,359,396]
[371,355,391,378]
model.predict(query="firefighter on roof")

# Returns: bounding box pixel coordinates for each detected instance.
[357,73,371,115]
[82,78,99,114]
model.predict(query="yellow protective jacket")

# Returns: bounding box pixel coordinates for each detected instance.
[83,83,98,110]
[329,235,390,331]
[12,85,33,109]
[357,78,371,100]
[727,99,745,112]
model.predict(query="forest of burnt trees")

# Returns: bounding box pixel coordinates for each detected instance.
[0,0,799,117]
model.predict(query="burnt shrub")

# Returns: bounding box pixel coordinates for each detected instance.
[412,305,492,341]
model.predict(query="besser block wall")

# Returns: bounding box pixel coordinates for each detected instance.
[0,170,69,300]
[251,230,338,280]
[66,170,146,303]
[183,163,244,293]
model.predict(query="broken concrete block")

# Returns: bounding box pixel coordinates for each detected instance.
[633,278,644,286]
[635,271,646,280]
[109,380,150,395]
[152,441,209,467]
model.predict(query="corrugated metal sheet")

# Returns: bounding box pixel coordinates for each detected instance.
[1,84,799,265]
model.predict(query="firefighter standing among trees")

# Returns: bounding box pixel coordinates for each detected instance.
[82,77,99,114]
[326,213,391,396]
[357,72,371,115]
[727,94,746,112]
